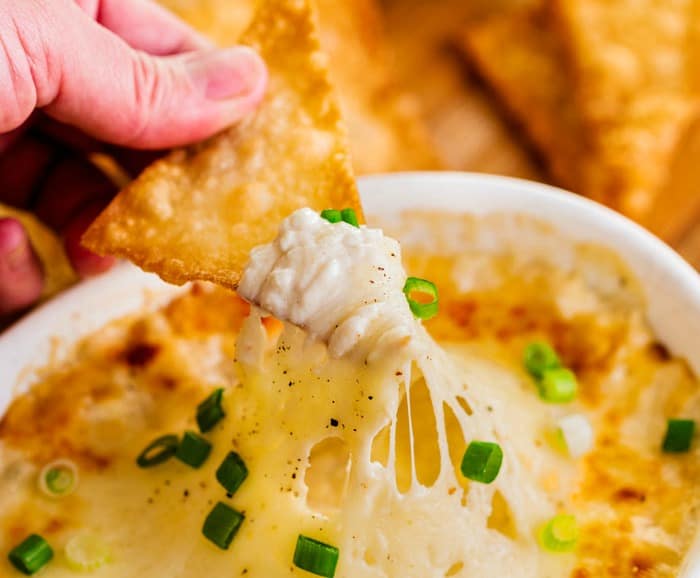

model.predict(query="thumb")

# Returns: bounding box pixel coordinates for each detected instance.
[1,1,267,149]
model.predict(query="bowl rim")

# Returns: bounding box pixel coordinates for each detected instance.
[361,171,698,281]
[360,172,700,373]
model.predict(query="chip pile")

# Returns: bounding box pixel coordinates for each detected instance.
[459,0,699,226]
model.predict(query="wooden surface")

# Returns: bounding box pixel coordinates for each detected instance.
[381,0,700,269]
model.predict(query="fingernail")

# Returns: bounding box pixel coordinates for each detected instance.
[187,46,267,101]
[65,203,116,278]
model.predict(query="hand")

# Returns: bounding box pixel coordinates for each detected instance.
[0,0,267,317]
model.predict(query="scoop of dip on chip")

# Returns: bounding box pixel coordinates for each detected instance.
[238,208,415,361]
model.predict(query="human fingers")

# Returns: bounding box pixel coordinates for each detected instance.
[33,156,115,231]
[63,202,117,277]
[0,218,44,315]
[0,135,55,208]
[75,0,212,55]
[1,0,267,149]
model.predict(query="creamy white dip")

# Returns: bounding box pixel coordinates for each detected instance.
[238,208,416,360]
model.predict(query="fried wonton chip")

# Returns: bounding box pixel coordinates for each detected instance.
[157,0,439,173]
[83,0,361,289]
[315,0,439,172]
[551,0,699,218]
[0,204,76,300]
[459,6,584,192]
[461,1,699,223]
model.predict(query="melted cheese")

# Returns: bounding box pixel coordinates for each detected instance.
[234,212,570,574]
[0,323,572,577]
[0,212,698,578]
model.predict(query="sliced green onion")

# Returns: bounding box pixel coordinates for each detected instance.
[403,277,439,320]
[136,434,179,468]
[175,431,212,468]
[460,441,503,484]
[539,514,579,552]
[8,534,53,575]
[538,368,577,403]
[65,533,111,571]
[340,208,359,227]
[523,341,561,379]
[320,209,342,223]
[196,388,226,433]
[293,535,339,578]
[321,208,359,227]
[202,502,244,550]
[662,418,695,453]
[38,459,78,497]
[216,452,248,495]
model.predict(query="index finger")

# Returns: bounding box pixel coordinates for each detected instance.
[75,0,213,56]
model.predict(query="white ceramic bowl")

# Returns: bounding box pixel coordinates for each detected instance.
[1,172,699,575]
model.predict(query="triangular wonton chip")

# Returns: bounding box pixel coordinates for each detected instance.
[314,0,439,173]
[83,0,361,289]
[552,0,699,218]
[461,1,699,222]
[156,0,439,174]
[460,6,585,193]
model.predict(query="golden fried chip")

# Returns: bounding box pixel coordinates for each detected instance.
[460,6,585,192]
[461,2,698,223]
[157,0,439,173]
[552,0,699,218]
[315,0,439,172]
[83,0,361,290]
[0,204,76,300]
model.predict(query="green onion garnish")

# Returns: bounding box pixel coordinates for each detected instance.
[136,434,179,468]
[8,534,54,575]
[293,535,339,578]
[65,533,111,571]
[216,452,248,495]
[202,502,244,550]
[523,341,561,379]
[538,368,577,403]
[340,208,359,227]
[320,209,342,223]
[662,418,695,453]
[403,277,439,320]
[38,459,78,497]
[539,514,579,552]
[460,441,503,484]
[196,388,226,433]
[321,208,359,227]
[175,431,212,468]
